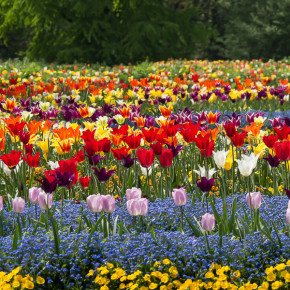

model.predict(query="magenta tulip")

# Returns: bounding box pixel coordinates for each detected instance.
[38,191,53,210]
[246,191,262,210]
[29,187,41,204]
[102,195,116,213]
[127,198,148,216]
[12,197,25,213]
[126,187,142,201]
[201,213,215,231]
[0,196,3,212]
[172,187,187,206]
[86,194,103,213]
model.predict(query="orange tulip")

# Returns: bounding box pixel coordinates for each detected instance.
[159,105,171,118]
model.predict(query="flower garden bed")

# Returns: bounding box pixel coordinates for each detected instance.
[0,59,289,289]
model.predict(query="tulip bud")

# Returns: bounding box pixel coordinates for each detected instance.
[126,187,142,201]
[246,191,262,210]
[0,196,3,212]
[102,195,116,213]
[29,187,41,204]
[38,191,53,210]
[286,208,290,225]
[12,197,25,213]
[87,194,103,213]
[201,213,215,231]
[172,187,187,206]
[127,198,148,216]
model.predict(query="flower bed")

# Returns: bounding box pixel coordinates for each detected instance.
[0,59,289,289]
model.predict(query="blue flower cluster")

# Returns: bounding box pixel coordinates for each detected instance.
[0,195,289,288]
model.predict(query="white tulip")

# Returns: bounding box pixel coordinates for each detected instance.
[213,150,229,168]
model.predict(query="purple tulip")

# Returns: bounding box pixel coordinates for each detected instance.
[102,195,116,213]
[92,167,115,183]
[286,208,290,225]
[201,213,215,231]
[127,198,148,216]
[12,197,25,213]
[246,191,262,210]
[172,187,187,206]
[29,187,41,204]
[87,154,106,166]
[38,191,53,210]
[86,194,103,213]
[283,188,290,199]
[121,154,135,168]
[126,187,142,201]
[196,177,217,192]
[0,196,3,212]
[263,154,280,168]
[38,177,58,194]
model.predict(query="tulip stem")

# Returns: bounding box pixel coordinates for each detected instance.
[205,232,211,255]
[247,176,253,232]
[35,203,37,220]
[180,206,184,231]
[232,145,235,195]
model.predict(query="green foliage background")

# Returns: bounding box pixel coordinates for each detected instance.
[0,0,290,63]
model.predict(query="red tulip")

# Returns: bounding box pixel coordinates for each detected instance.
[179,123,200,143]
[136,148,155,168]
[123,134,142,150]
[232,131,247,147]
[150,142,163,156]
[111,146,130,160]
[83,139,103,156]
[263,134,278,149]
[22,152,40,168]
[80,129,96,142]
[159,148,173,168]
[274,124,290,141]
[142,127,159,143]
[73,150,85,163]
[100,138,111,153]
[58,158,78,185]
[274,141,290,161]
[79,177,91,189]
[0,150,22,169]
[25,144,33,155]
[223,122,236,138]
[162,124,180,138]
[195,133,215,157]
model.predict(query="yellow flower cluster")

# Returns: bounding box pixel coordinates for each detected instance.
[87,260,290,290]
[0,267,45,290]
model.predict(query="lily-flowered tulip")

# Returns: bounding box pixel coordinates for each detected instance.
[201,213,215,231]
[213,150,229,168]
[29,187,41,204]
[92,167,116,183]
[126,187,142,200]
[38,191,53,210]
[136,148,155,168]
[237,153,260,177]
[127,198,148,216]
[172,187,187,206]
[87,194,103,213]
[0,196,3,211]
[246,191,262,210]
[102,195,116,213]
[12,197,25,213]
[263,154,280,168]
[193,166,217,179]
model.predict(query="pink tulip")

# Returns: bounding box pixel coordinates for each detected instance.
[29,187,41,204]
[0,196,3,212]
[127,198,148,216]
[287,208,290,225]
[38,191,53,210]
[246,191,262,210]
[201,213,215,231]
[102,195,116,213]
[12,197,25,213]
[172,187,187,206]
[86,194,103,213]
[126,187,142,201]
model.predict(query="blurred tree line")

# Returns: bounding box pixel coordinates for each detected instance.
[0,0,289,64]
